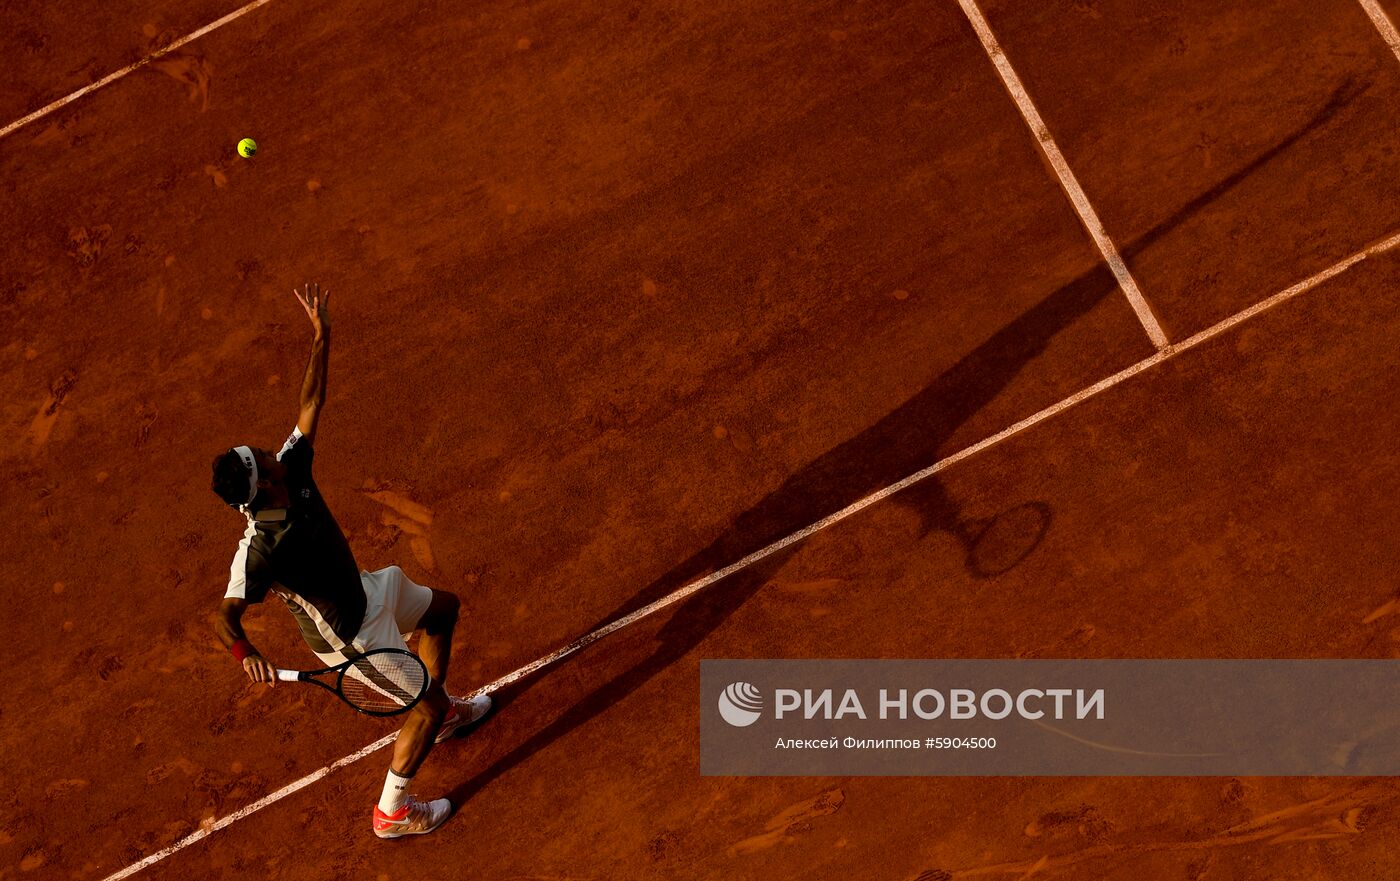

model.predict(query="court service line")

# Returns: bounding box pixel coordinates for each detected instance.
[1358,0,1400,62]
[100,227,1400,881]
[0,0,276,143]
[955,0,1170,351]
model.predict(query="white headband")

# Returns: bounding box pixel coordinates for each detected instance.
[232,445,259,506]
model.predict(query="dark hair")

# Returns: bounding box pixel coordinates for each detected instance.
[211,449,253,508]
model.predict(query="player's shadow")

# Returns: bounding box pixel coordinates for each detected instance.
[445,261,1111,809]
[446,75,1366,808]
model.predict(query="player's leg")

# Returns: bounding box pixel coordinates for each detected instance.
[414,588,460,684]
[423,588,491,741]
[355,566,455,837]
[374,680,452,838]
[391,678,450,774]
[393,571,492,743]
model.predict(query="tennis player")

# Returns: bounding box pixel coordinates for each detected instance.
[209,283,489,838]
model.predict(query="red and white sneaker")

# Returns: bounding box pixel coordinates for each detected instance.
[373,795,452,839]
[435,694,493,743]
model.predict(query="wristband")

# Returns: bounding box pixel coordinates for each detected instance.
[230,638,257,663]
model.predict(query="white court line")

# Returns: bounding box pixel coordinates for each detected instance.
[955,0,1171,350]
[1358,0,1400,62]
[101,733,397,881]
[0,0,276,143]
[101,228,1400,881]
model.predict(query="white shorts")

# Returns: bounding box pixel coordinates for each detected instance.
[313,565,434,667]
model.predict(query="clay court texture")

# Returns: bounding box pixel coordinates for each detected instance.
[4,0,1400,878]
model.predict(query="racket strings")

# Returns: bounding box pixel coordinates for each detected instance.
[340,653,428,714]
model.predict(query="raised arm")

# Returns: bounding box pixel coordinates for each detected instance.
[293,282,331,444]
[214,597,277,686]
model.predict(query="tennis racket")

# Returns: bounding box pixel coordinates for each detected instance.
[275,648,430,717]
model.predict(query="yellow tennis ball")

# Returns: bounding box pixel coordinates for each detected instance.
[237,138,258,159]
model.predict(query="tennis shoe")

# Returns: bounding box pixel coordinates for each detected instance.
[435,694,492,743]
[373,795,452,839]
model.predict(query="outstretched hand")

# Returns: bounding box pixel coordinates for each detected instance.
[293,282,330,335]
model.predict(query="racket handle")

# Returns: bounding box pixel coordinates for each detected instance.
[275,669,302,682]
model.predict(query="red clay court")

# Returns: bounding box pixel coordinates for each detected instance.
[4,0,1400,878]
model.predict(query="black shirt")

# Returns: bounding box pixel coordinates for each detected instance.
[224,428,365,655]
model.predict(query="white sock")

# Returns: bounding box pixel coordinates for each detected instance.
[378,769,413,814]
